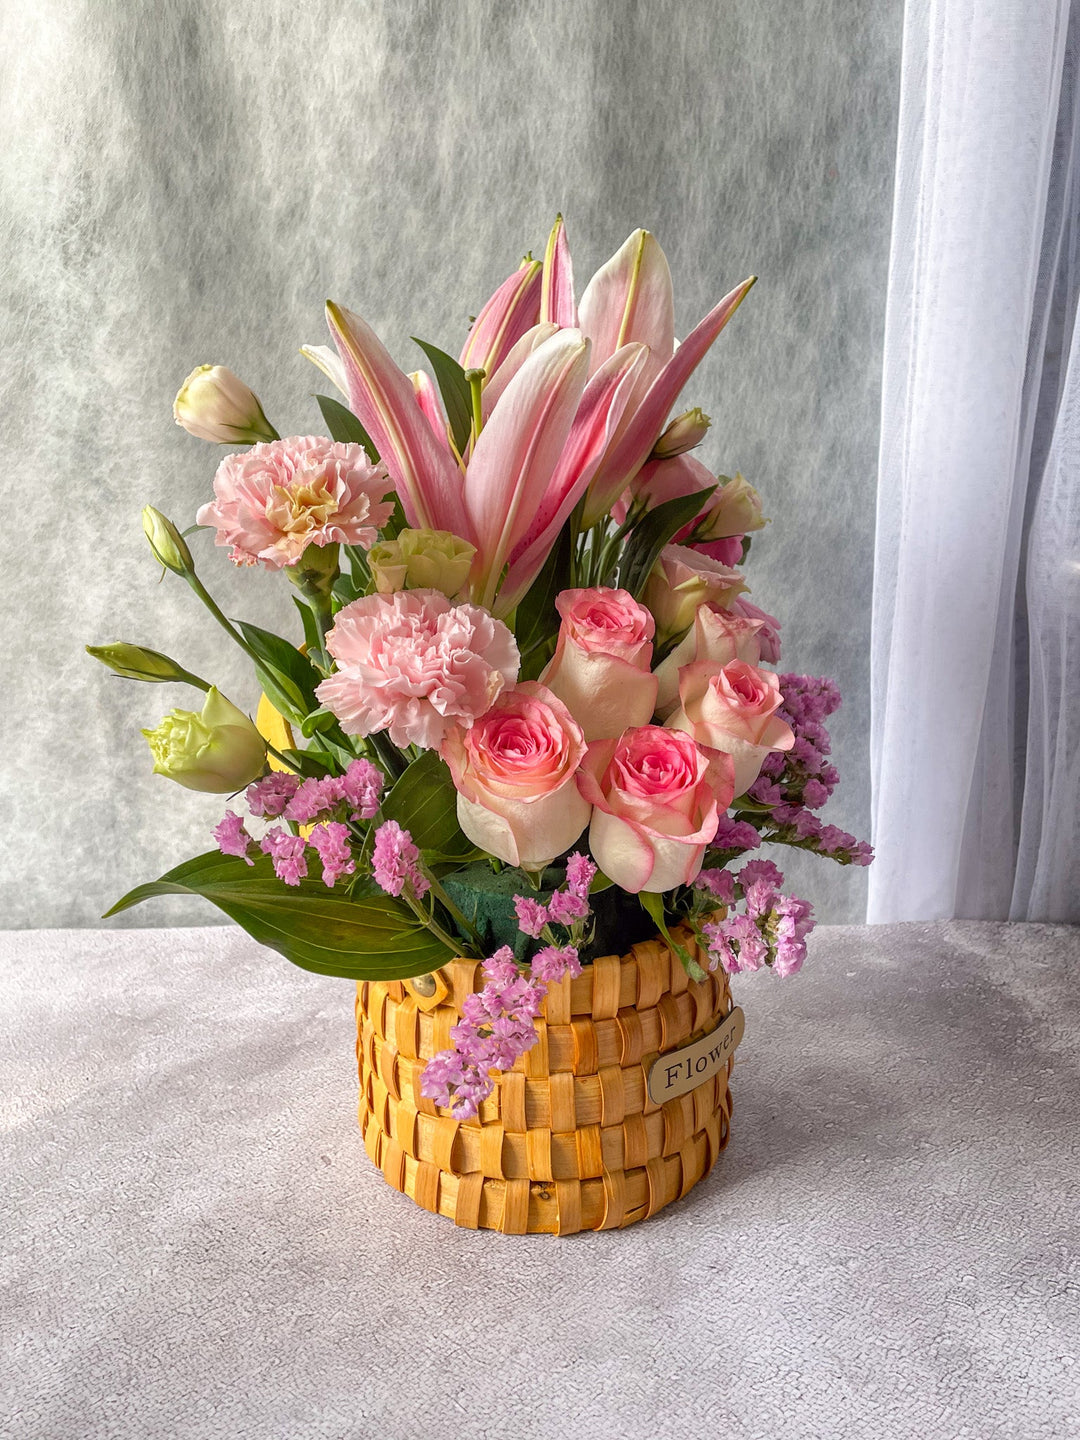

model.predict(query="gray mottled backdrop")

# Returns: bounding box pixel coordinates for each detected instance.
[0,0,899,929]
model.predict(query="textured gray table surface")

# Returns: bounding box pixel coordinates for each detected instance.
[2,921,1078,1440]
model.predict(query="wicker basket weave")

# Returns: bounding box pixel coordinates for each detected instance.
[355,923,735,1234]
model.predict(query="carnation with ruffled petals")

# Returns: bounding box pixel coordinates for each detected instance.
[197,435,394,568]
[317,590,519,750]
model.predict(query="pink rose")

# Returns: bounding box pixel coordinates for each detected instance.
[729,597,782,664]
[654,604,766,716]
[441,682,591,869]
[642,544,747,644]
[576,726,734,893]
[317,589,519,750]
[539,586,659,741]
[196,435,394,568]
[667,660,795,796]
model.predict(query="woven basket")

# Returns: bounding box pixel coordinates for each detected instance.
[355,924,735,1234]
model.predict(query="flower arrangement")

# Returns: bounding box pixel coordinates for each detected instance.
[91,219,871,1129]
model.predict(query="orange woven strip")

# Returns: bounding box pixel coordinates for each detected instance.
[411,1159,441,1214]
[500,1072,528,1133]
[622,1113,649,1169]
[570,1017,598,1074]
[454,1171,483,1229]
[590,953,623,1020]
[576,1124,604,1178]
[599,1168,627,1230]
[616,1008,645,1066]
[526,1127,554,1182]
[555,1180,582,1236]
[500,1179,531,1234]
[634,942,668,1009]
[548,1071,577,1133]
[430,1115,459,1172]
[543,973,573,1025]
[479,1122,506,1178]
[597,1065,627,1128]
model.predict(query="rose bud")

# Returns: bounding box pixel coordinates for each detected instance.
[141,687,266,793]
[651,406,711,459]
[653,604,766,716]
[642,544,747,645]
[441,682,591,870]
[667,659,795,796]
[576,726,734,893]
[86,642,209,689]
[540,587,659,741]
[142,506,194,577]
[368,528,477,598]
[173,365,277,445]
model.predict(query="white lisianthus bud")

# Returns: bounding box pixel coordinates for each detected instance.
[651,407,711,459]
[368,529,477,597]
[173,365,277,444]
[141,688,266,793]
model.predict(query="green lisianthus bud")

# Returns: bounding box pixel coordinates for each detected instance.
[651,407,711,460]
[368,528,476,597]
[173,364,278,444]
[141,687,266,793]
[86,642,209,688]
[142,506,195,576]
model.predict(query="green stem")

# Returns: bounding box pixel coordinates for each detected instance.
[423,869,484,951]
[184,574,264,668]
[401,887,465,957]
[264,739,303,773]
[465,367,486,445]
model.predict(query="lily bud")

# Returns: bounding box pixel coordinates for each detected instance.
[142,506,194,576]
[86,642,208,688]
[368,528,476,598]
[173,365,277,444]
[651,407,711,459]
[141,687,266,793]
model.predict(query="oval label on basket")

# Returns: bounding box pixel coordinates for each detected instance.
[647,1006,745,1105]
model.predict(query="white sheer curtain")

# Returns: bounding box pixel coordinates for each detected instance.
[870,0,1080,923]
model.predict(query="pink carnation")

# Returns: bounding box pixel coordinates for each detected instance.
[196,435,394,568]
[317,590,519,750]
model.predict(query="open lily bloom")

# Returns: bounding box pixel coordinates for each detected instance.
[313,219,754,616]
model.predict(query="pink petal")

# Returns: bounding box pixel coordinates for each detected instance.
[578,229,675,382]
[482,322,559,419]
[540,214,577,328]
[409,370,451,452]
[496,343,648,615]
[583,276,757,524]
[325,301,466,536]
[464,330,589,610]
[459,260,543,377]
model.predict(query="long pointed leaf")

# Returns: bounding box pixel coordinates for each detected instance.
[105,851,456,980]
[412,338,472,454]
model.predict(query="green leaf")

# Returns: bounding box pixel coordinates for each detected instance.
[235,620,322,724]
[104,851,454,980]
[639,891,705,980]
[316,393,380,460]
[411,338,472,454]
[291,597,324,658]
[381,749,475,860]
[514,519,572,681]
[618,487,718,600]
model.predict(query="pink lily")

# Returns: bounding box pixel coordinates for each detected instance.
[579,228,675,390]
[325,305,644,612]
[459,258,542,378]
[580,273,756,524]
[497,342,648,615]
[325,301,467,537]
